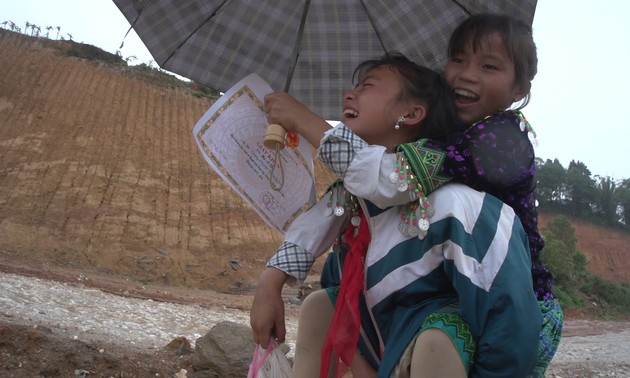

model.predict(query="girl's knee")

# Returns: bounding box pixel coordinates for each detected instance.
[417,328,455,352]
[298,289,334,333]
[411,329,466,378]
[301,289,334,317]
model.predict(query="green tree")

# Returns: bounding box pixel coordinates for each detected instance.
[540,216,587,306]
[617,178,630,226]
[545,216,588,276]
[595,176,618,226]
[566,160,596,217]
[541,216,630,316]
[536,158,566,205]
[544,216,577,252]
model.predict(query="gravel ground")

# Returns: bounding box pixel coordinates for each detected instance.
[1,271,629,377]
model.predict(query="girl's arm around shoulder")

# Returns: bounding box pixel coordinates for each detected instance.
[317,124,421,208]
[443,110,536,189]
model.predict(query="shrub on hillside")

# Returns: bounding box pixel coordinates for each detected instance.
[65,41,125,65]
[541,215,630,317]
[581,276,630,315]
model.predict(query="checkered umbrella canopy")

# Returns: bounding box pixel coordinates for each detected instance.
[113,0,536,121]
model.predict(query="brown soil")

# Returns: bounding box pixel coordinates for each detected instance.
[0,320,193,378]
[0,29,628,377]
[0,29,334,296]
[539,213,630,284]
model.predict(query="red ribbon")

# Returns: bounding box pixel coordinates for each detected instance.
[320,211,370,378]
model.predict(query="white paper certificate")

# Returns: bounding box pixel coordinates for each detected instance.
[192,73,316,233]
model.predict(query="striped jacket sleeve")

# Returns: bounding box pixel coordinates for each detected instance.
[267,191,347,283]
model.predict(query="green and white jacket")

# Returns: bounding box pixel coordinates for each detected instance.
[267,126,542,377]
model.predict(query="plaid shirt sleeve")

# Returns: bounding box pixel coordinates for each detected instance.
[317,123,368,177]
[267,241,315,283]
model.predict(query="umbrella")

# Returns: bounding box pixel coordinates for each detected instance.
[113,0,536,121]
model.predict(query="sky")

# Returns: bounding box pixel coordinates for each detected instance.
[3,1,629,180]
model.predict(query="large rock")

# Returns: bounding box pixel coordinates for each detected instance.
[191,321,255,378]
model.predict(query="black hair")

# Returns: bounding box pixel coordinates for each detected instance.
[352,53,462,140]
[448,13,538,108]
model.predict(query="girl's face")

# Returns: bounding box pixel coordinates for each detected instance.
[444,32,528,124]
[341,66,412,148]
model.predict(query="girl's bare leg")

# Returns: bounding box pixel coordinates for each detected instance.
[410,328,466,378]
[293,289,378,378]
[292,289,334,378]
[351,352,377,377]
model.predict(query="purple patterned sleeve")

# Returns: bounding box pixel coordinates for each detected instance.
[435,111,535,191]
[430,111,552,301]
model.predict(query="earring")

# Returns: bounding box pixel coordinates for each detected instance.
[394,116,405,130]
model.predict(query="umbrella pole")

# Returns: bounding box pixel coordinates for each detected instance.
[264,0,311,191]
[263,0,311,152]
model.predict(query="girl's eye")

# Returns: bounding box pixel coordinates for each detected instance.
[450,57,464,64]
[482,64,499,71]
[359,81,373,88]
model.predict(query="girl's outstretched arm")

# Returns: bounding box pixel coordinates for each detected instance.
[251,190,347,346]
[250,267,289,346]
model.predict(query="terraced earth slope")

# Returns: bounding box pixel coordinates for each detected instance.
[0,29,628,296]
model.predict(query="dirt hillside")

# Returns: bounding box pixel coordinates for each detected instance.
[539,213,630,284]
[0,29,335,294]
[0,29,628,296]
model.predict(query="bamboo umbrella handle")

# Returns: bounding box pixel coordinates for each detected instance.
[264,123,287,150]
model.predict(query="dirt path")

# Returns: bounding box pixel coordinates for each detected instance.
[0,259,302,378]
[1,262,629,377]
